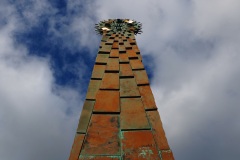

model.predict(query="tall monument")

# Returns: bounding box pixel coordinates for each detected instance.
[69,19,174,160]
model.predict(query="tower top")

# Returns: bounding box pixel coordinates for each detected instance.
[95,19,142,35]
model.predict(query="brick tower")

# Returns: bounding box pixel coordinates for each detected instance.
[69,19,174,160]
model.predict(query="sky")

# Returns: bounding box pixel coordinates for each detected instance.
[0,0,240,160]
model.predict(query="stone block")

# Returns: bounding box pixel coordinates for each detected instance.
[101,73,119,90]
[138,85,157,110]
[120,98,150,130]
[91,65,106,79]
[94,90,120,113]
[147,111,170,150]
[120,78,140,97]
[81,115,120,155]
[69,134,85,160]
[86,80,102,100]
[130,59,144,70]
[119,63,133,77]
[77,100,95,133]
[121,131,160,159]
[133,70,149,85]
[106,58,119,72]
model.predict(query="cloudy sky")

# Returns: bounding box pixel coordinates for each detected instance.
[1,0,240,160]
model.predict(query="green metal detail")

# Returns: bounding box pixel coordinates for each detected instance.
[95,19,142,35]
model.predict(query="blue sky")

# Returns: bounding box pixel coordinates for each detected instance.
[1,0,240,160]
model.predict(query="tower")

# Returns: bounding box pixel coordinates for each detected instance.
[69,19,174,160]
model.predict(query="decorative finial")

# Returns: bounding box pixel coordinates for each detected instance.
[95,19,142,35]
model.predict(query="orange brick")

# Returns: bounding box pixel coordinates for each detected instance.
[91,65,106,79]
[110,49,119,58]
[105,39,114,45]
[120,78,140,97]
[77,101,95,133]
[69,134,85,160]
[119,53,129,63]
[119,45,126,53]
[96,54,109,64]
[114,37,119,42]
[86,80,101,100]
[120,98,150,130]
[81,115,120,155]
[130,59,144,70]
[112,42,118,49]
[118,38,123,45]
[121,131,159,159]
[126,50,138,58]
[79,156,120,160]
[106,58,119,72]
[120,63,133,77]
[162,150,174,160]
[124,41,132,49]
[128,38,136,45]
[99,44,112,53]
[94,90,120,113]
[100,73,119,90]
[132,45,140,53]
[138,85,157,110]
[133,70,149,85]
[147,111,170,150]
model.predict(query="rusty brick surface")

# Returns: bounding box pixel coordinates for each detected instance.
[99,44,112,53]
[138,85,157,110]
[114,36,119,42]
[100,73,119,90]
[106,58,119,72]
[147,111,170,150]
[112,42,119,49]
[69,134,85,160]
[94,90,120,113]
[132,45,140,53]
[162,150,175,160]
[106,39,114,45]
[119,45,126,53]
[120,98,150,130]
[128,38,136,45]
[77,101,95,133]
[133,70,149,85]
[126,50,138,58]
[121,131,160,160]
[119,53,129,63]
[124,41,132,49]
[120,78,140,97]
[86,80,101,100]
[96,54,109,64]
[130,59,144,70]
[119,63,133,77]
[91,65,106,79]
[81,115,120,155]
[79,156,120,160]
[110,49,119,58]
[118,38,123,45]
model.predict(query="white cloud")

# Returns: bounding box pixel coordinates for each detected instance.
[0,2,82,160]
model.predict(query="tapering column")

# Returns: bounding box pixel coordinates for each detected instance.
[69,19,174,160]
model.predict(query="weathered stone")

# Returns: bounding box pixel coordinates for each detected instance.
[120,98,150,130]
[77,101,95,133]
[81,115,120,155]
